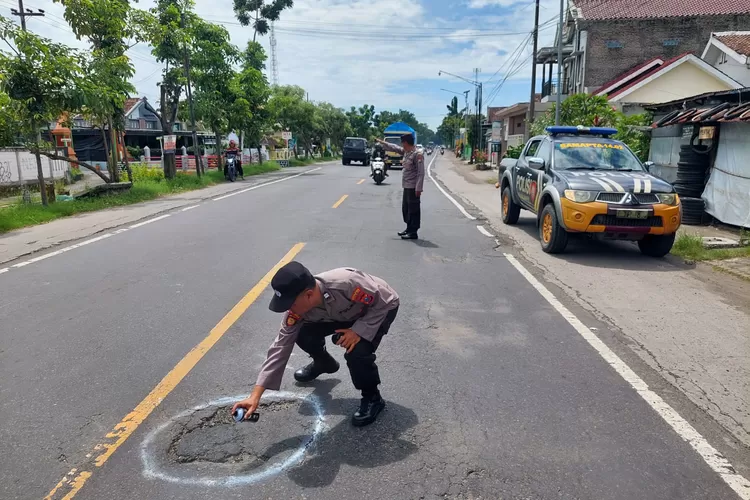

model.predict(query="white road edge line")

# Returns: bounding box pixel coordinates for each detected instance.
[426,154,477,220]
[476,225,493,237]
[1,169,322,276]
[129,214,171,229]
[212,167,322,202]
[503,253,750,500]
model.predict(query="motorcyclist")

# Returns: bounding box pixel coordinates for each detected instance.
[224,140,244,180]
[371,144,388,175]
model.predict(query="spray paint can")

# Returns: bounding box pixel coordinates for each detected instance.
[233,408,260,423]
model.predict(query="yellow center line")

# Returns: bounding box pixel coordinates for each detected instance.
[332,194,348,208]
[357,179,365,185]
[45,242,306,500]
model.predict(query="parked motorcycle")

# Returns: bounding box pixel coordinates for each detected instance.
[371,157,387,185]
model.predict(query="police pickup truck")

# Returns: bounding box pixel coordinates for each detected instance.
[498,126,681,257]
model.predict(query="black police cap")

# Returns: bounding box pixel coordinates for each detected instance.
[269,261,315,313]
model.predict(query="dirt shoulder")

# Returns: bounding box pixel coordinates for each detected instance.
[434,156,750,448]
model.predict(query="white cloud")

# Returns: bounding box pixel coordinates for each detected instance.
[5,0,561,129]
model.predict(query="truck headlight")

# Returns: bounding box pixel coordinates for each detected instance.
[564,190,598,203]
[656,193,678,205]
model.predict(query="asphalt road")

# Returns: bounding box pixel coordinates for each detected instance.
[0,158,745,499]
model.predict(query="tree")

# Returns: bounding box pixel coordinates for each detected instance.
[233,0,293,42]
[0,17,89,205]
[0,91,22,147]
[267,85,316,156]
[54,0,146,182]
[447,96,459,117]
[314,102,350,154]
[190,19,239,170]
[232,55,271,162]
[146,0,196,179]
[242,40,267,71]
[346,104,375,139]
[530,94,651,161]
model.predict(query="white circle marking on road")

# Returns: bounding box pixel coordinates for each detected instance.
[140,391,325,487]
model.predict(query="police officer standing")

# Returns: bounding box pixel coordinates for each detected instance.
[232,262,400,426]
[375,134,425,240]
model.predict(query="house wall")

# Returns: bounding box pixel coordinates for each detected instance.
[616,61,736,104]
[580,15,750,90]
[715,55,750,86]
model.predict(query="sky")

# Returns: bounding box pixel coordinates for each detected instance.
[1,0,560,131]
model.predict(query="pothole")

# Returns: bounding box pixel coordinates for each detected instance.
[141,392,325,486]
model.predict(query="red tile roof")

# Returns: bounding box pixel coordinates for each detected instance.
[593,57,664,95]
[124,97,142,116]
[573,0,750,21]
[715,33,750,56]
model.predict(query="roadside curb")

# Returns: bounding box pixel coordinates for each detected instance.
[0,164,329,266]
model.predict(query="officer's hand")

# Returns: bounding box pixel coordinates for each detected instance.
[231,387,263,420]
[334,328,361,353]
[416,191,422,198]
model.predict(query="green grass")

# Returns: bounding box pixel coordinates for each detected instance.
[671,233,750,261]
[0,163,281,234]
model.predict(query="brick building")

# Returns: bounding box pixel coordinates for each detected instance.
[536,0,750,100]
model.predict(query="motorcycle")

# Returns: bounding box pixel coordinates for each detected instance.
[371,157,387,185]
[440,147,444,155]
[225,153,238,182]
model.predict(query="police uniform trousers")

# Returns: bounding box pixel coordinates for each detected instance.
[296,306,399,397]
[402,189,421,234]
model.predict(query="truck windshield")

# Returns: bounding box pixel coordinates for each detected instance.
[344,138,365,149]
[385,137,401,146]
[554,141,644,172]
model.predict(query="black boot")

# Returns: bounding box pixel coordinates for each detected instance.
[352,393,385,427]
[400,232,418,240]
[397,229,409,236]
[294,356,340,383]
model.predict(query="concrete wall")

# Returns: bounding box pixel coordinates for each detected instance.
[580,15,750,89]
[617,60,736,103]
[0,149,70,184]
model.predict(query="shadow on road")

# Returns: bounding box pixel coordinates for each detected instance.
[409,239,439,248]
[283,379,419,488]
[511,217,684,272]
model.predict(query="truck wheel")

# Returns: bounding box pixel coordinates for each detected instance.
[638,233,676,257]
[343,158,350,165]
[540,203,568,253]
[501,187,520,225]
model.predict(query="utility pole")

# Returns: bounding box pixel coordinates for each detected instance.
[11,0,48,205]
[478,81,483,153]
[181,11,202,177]
[527,0,540,139]
[555,0,564,125]
[10,0,44,31]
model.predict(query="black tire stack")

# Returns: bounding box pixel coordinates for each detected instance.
[675,145,710,225]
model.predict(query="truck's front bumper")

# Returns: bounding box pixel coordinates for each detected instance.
[560,199,681,237]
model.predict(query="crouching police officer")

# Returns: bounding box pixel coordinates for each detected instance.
[232,262,400,426]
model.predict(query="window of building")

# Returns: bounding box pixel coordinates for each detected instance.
[719,52,728,64]
[146,121,156,129]
[173,123,182,131]
[129,119,140,129]
[663,39,680,47]
[606,40,623,49]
